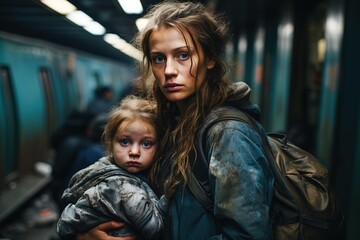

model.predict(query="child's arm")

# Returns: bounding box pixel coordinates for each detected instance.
[58,176,167,239]
[96,179,167,239]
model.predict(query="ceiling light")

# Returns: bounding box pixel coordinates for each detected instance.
[117,0,143,14]
[103,34,142,60]
[66,10,93,26]
[135,18,149,31]
[104,33,121,45]
[113,41,142,61]
[83,21,106,35]
[40,0,76,15]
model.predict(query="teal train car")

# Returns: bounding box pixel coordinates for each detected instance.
[0,32,136,222]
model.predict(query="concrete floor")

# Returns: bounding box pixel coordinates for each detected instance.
[0,222,58,240]
[0,191,60,240]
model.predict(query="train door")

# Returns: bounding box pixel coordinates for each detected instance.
[39,67,57,144]
[0,66,18,188]
[316,0,344,166]
[266,5,294,133]
[286,0,327,154]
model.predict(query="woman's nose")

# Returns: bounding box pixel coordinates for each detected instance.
[164,59,177,76]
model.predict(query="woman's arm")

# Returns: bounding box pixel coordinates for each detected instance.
[75,221,135,240]
[207,120,274,239]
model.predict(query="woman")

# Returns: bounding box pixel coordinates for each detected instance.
[76,1,274,239]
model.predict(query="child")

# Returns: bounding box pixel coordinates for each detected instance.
[57,95,167,240]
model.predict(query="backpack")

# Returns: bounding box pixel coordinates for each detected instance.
[188,107,344,240]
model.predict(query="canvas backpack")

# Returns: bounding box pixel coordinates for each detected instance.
[188,107,344,240]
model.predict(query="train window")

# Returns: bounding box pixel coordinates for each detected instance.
[39,67,56,141]
[0,66,19,188]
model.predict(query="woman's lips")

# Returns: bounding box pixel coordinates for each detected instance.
[164,83,182,92]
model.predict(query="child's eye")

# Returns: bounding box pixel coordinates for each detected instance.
[151,55,165,64]
[142,141,154,149]
[119,139,130,146]
[178,52,189,60]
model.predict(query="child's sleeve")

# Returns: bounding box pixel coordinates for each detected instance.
[86,178,167,239]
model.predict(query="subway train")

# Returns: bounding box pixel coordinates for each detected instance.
[0,30,136,213]
[0,0,359,239]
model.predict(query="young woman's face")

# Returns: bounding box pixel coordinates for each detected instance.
[112,119,156,174]
[149,26,213,111]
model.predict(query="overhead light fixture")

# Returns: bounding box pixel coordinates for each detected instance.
[83,21,106,35]
[40,0,76,15]
[42,0,139,60]
[104,33,121,45]
[113,41,142,61]
[66,10,93,27]
[104,33,142,60]
[135,18,149,31]
[117,0,143,14]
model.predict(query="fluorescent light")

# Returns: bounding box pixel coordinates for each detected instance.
[135,18,149,31]
[104,33,121,45]
[83,21,106,35]
[103,34,142,60]
[66,10,93,26]
[113,42,142,61]
[41,0,76,15]
[117,0,143,14]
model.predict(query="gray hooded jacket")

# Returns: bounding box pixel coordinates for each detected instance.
[57,157,167,240]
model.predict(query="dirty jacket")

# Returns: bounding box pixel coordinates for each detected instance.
[162,82,274,239]
[57,157,167,240]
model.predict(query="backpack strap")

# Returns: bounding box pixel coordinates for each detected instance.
[187,169,214,211]
[188,106,294,211]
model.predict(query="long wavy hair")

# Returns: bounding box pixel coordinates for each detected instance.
[134,1,231,197]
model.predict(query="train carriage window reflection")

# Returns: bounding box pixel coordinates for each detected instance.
[39,67,56,142]
[0,66,19,188]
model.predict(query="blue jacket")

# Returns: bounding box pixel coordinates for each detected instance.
[165,82,274,239]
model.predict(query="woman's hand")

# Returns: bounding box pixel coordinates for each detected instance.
[75,221,136,240]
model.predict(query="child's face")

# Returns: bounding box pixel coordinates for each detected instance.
[112,119,156,174]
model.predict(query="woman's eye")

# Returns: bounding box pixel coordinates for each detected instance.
[178,52,189,60]
[152,55,165,64]
[119,139,130,146]
[142,141,154,149]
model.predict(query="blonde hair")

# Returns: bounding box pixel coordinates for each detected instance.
[102,95,157,161]
[135,1,231,197]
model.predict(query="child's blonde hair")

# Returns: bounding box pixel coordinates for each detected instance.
[102,95,157,161]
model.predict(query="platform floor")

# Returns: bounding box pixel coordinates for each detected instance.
[0,190,60,240]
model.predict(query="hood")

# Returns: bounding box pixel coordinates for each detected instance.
[62,157,132,204]
[224,81,261,121]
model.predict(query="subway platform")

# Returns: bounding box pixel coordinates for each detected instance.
[0,189,60,240]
